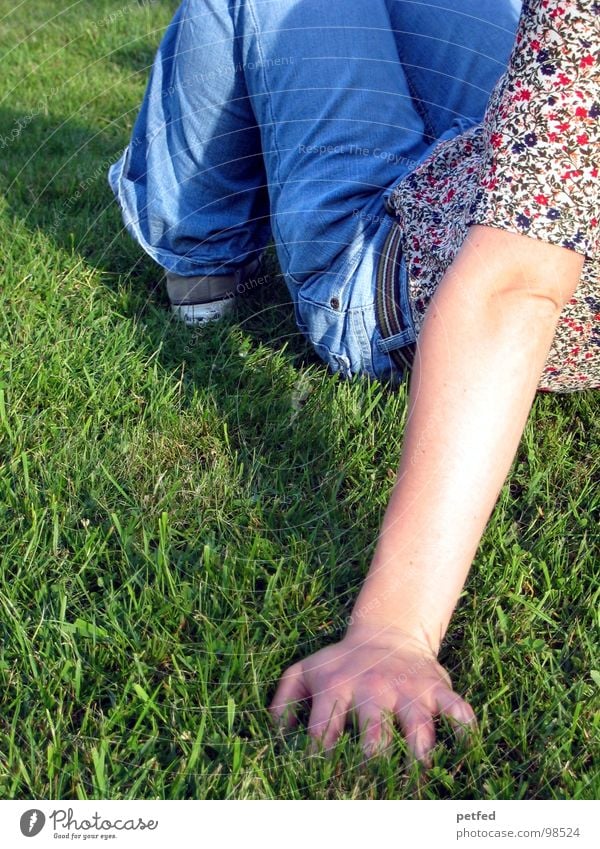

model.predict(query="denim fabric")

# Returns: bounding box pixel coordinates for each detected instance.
[109,0,521,382]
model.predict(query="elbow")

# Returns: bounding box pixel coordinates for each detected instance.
[490,284,566,318]
[463,226,586,313]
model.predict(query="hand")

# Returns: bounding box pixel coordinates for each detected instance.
[269,625,477,766]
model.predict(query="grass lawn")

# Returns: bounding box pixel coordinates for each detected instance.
[0,0,598,800]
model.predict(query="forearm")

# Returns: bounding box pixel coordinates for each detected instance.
[350,226,583,653]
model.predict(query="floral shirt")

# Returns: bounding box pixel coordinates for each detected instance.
[389,0,599,393]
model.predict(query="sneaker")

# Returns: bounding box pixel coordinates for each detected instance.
[166,255,263,325]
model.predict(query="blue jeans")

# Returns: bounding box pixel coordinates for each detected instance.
[109,0,521,382]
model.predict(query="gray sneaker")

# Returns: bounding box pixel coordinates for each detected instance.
[166,255,263,325]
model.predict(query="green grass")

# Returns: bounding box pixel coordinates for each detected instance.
[0,0,598,800]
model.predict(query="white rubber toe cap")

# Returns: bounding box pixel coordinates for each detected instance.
[171,297,236,325]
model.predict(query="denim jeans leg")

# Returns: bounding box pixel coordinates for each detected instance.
[385,0,522,141]
[226,0,445,373]
[108,0,272,278]
[231,0,436,286]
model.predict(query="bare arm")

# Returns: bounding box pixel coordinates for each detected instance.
[350,224,583,648]
[270,225,584,763]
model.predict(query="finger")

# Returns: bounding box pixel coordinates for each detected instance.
[434,689,478,741]
[308,695,350,751]
[395,700,436,767]
[356,702,394,759]
[269,664,310,730]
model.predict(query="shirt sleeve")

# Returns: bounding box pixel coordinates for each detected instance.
[467,0,599,259]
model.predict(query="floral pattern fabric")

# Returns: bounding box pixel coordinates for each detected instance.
[389,0,599,392]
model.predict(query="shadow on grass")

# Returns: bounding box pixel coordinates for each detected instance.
[0,102,389,562]
[0,104,327,359]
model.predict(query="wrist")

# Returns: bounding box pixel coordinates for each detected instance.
[344,618,440,658]
[348,577,448,656]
